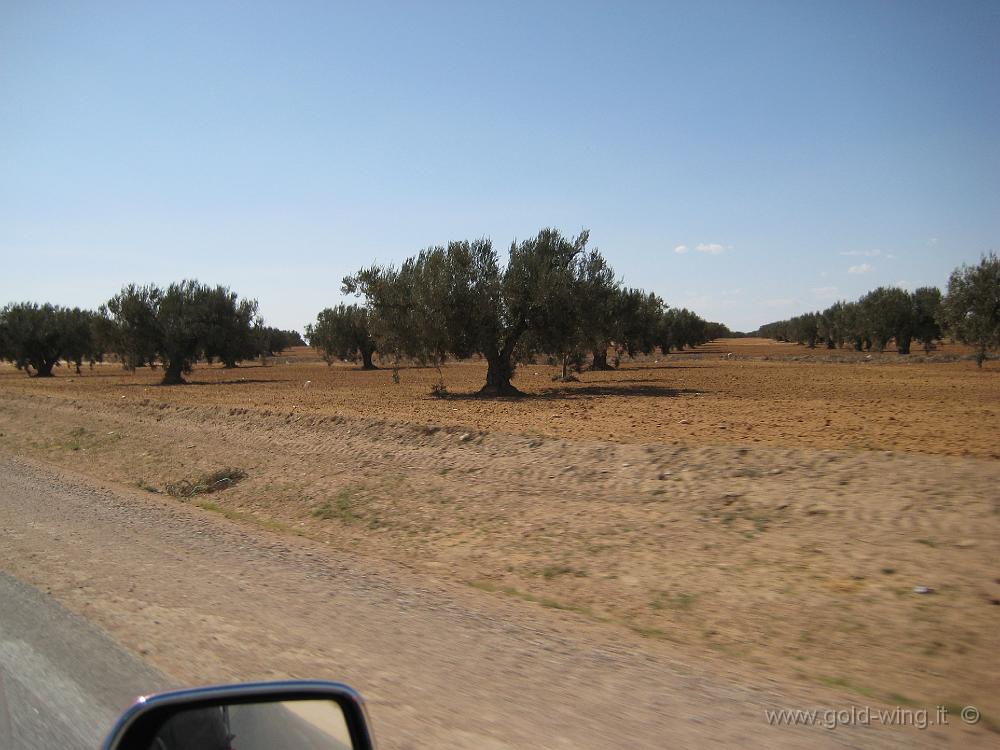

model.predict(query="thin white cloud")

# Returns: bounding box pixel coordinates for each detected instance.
[848,263,874,274]
[840,248,881,257]
[927,237,939,246]
[673,244,689,254]
[696,242,726,254]
[811,286,839,298]
[895,280,911,290]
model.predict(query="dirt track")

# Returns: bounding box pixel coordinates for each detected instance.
[1,339,998,745]
[1,455,993,749]
[0,391,997,724]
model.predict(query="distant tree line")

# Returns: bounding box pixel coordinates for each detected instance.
[2,226,740,391]
[756,253,999,366]
[0,280,304,383]
[313,228,727,394]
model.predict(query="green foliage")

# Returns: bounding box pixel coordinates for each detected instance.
[199,286,260,368]
[0,303,101,376]
[61,308,103,372]
[859,287,915,353]
[817,302,846,348]
[659,307,715,351]
[592,288,665,368]
[939,252,1000,366]
[255,326,304,357]
[911,286,942,353]
[342,228,727,392]
[537,243,619,379]
[305,304,378,369]
[346,228,599,395]
[99,284,161,371]
[759,283,946,356]
[102,280,259,384]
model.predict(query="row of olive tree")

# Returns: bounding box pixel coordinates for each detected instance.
[0,304,103,376]
[1,281,303,383]
[306,292,725,381]
[333,228,725,394]
[758,286,942,354]
[757,253,999,365]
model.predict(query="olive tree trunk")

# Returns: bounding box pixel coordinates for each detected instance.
[591,348,613,370]
[31,358,58,377]
[479,352,523,396]
[361,347,378,370]
[162,358,186,385]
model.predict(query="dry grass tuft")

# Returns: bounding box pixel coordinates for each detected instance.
[165,467,247,498]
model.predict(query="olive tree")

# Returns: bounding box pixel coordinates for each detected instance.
[200,287,260,368]
[589,288,663,369]
[911,286,942,353]
[858,287,915,353]
[255,326,303,359]
[837,301,866,351]
[345,228,598,396]
[540,247,618,379]
[61,308,103,373]
[98,285,160,371]
[306,304,378,369]
[102,280,258,384]
[939,252,1000,367]
[659,307,711,351]
[817,303,845,349]
[0,303,98,376]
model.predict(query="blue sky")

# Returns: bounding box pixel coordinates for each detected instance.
[2,0,997,332]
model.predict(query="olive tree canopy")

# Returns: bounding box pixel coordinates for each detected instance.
[102,280,259,384]
[306,304,378,369]
[940,252,1000,366]
[345,228,604,395]
[0,303,100,377]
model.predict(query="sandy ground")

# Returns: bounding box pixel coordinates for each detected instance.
[1,338,995,458]
[2,455,996,749]
[1,338,997,735]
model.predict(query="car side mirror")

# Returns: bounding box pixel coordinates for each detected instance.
[101,680,376,750]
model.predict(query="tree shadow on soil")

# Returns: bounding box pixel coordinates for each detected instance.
[438,384,704,401]
[617,363,713,370]
[184,378,295,386]
[670,346,730,354]
[117,378,294,387]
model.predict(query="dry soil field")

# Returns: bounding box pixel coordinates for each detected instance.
[1,338,998,726]
[2,338,995,456]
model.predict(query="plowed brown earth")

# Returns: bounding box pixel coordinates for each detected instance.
[2,338,995,457]
[1,338,998,728]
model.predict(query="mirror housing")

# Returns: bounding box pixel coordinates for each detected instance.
[101,680,376,750]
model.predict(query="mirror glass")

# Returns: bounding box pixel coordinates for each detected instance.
[144,698,353,750]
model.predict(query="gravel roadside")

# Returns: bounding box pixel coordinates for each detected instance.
[1,454,992,748]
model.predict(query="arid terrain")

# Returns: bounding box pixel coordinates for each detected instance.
[1,338,996,456]
[1,338,998,745]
